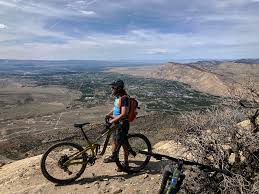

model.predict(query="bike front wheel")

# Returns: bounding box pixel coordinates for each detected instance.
[160,165,185,194]
[159,165,172,194]
[40,142,87,184]
[115,133,152,173]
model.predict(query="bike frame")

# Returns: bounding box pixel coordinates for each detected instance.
[165,161,185,194]
[63,124,120,166]
[139,151,231,194]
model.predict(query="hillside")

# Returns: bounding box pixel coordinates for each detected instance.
[150,62,230,96]
[152,61,259,97]
[0,141,186,194]
[108,60,259,97]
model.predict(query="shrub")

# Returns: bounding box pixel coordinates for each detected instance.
[176,102,259,193]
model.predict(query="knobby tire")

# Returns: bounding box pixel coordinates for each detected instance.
[115,133,152,173]
[40,142,87,184]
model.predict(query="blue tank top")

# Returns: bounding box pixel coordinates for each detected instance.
[113,96,128,118]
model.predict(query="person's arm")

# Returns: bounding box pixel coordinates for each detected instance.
[109,106,127,123]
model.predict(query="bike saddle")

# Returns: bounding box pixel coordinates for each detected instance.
[74,122,90,128]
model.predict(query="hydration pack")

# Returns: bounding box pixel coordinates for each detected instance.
[119,95,139,122]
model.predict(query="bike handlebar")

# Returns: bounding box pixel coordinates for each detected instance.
[139,151,232,177]
[104,118,112,129]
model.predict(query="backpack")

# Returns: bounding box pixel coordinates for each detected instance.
[118,95,139,122]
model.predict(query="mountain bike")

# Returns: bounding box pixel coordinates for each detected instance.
[40,119,151,184]
[139,151,232,194]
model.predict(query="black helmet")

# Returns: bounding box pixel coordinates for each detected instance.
[110,79,124,88]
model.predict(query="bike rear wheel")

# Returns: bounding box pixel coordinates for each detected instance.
[115,133,151,173]
[40,142,87,184]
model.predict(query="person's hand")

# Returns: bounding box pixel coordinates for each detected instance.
[106,114,113,120]
[105,116,110,125]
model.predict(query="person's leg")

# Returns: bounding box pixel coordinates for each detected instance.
[103,131,118,163]
[116,121,129,171]
[112,138,118,156]
[122,144,129,165]
[122,121,129,165]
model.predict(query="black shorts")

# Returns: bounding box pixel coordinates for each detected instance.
[112,120,129,144]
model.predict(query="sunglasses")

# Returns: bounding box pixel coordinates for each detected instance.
[112,86,117,89]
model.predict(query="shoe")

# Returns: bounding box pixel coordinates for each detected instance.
[103,155,116,163]
[116,161,129,172]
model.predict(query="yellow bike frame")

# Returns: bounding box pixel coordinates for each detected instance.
[63,124,120,166]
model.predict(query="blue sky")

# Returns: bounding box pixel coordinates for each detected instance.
[0,0,259,60]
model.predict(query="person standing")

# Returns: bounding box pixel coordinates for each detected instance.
[103,79,129,168]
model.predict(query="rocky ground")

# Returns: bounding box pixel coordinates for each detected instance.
[0,141,184,194]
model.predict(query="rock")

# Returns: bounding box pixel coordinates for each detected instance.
[228,153,235,165]
[104,188,111,193]
[116,177,125,182]
[0,162,6,167]
[94,181,100,189]
[113,188,123,194]
[143,174,149,179]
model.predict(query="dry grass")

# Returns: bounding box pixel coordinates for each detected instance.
[175,102,259,193]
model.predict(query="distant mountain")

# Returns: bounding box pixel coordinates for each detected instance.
[232,58,259,64]
[149,60,259,97]
[0,59,150,73]
[150,62,230,96]
[189,60,224,66]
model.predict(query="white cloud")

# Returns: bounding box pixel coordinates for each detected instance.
[145,48,169,55]
[0,0,259,60]
[0,0,97,18]
[78,10,96,16]
[0,34,15,42]
[0,23,7,29]
[1,27,259,59]
[198,13,259,23]
[0,1,16,7]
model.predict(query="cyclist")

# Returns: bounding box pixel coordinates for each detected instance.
[103,79,129,169]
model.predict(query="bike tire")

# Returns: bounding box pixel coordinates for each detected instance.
[40,142,87,184]
[160,164,185,194]
[115,133,151,173]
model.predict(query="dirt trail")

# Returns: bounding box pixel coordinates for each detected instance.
[0,141,185,194]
